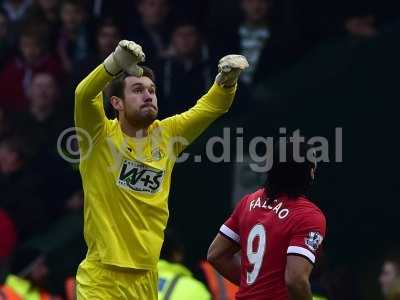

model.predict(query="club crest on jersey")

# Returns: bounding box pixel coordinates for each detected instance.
[151,148,164,161]
[305,231,323,251]
[117,159,164,194]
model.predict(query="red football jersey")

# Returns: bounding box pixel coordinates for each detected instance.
[220,188,326,300]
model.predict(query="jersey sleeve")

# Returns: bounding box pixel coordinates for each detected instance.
[160,83,236,155]
[219,195,248,245]
[74,64,113,149]
[287,210,326,264]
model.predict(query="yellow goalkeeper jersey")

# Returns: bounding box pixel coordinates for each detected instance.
[74,64,236,270]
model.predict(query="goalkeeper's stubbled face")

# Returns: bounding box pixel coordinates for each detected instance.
[122,75,158,128]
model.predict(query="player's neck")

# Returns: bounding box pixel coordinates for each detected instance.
[119,118,149,138]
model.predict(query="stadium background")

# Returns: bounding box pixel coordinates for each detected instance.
[0,0,399,299]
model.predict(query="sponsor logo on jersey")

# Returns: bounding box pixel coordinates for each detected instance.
[117,159,164,194]
[305,231,323,251]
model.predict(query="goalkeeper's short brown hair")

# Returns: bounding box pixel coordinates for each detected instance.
[108,66,155,100]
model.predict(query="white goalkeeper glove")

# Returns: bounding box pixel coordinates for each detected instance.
[103,40,145,76]
[215,54,249,88]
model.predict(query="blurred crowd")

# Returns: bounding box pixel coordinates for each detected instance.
[0,0,399,299]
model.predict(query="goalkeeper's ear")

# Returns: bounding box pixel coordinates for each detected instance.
[107,72,129,118]
[110,95,124,113]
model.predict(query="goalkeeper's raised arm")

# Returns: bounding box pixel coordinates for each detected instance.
[74,40,145,144]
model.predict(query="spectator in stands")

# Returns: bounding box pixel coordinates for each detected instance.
[0,135,47,241]
[26,72,61,123]
[158,228,211,300]
[211,0,301,86]
[158,21,212,118]
[86,0,135,22]
[57,0,89,74]
[24,0,61,48]
[0,9,13,69]
[91,18,121,63]
[380,256,400,299]
[72,18,121,84]
[345,14,378,39]
[1,0,32,24]
[0,27,62,112]
[28,0,60,24]
[0,136,31,176]
[14,72,67,147]
[0,247,62,299]
[13,72,82,222]
[0,9,9,39]
[70,18,121,117]
[237,0,273,84]
[0,209,17,283]
[128,0,172,66]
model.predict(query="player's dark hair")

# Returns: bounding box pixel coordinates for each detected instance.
[107,67,155,118]
[108,67,155,99]
[264,139,316,203]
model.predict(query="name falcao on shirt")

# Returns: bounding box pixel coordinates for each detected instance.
[249,197,289,219]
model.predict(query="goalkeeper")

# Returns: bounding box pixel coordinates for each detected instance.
[74,40,248,299]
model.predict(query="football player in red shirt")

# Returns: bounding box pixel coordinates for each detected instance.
[208,140,326,300]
